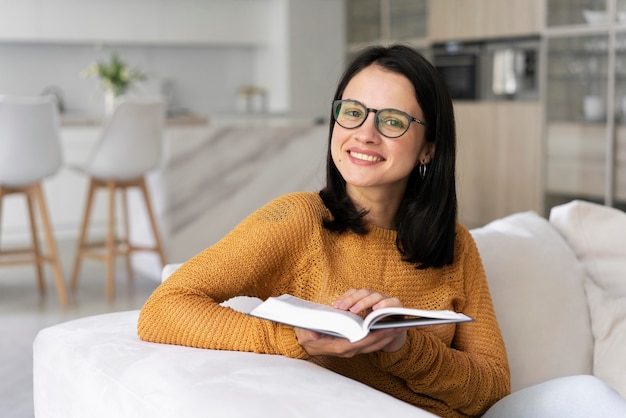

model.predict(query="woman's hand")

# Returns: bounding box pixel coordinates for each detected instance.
[294,289,408,357]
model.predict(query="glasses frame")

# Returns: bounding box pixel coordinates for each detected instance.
[332,99,426,139]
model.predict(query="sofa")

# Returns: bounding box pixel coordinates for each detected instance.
[33,199,626,417]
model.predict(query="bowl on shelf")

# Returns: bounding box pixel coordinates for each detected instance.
[582,9,608,25]
[583,96,606,121]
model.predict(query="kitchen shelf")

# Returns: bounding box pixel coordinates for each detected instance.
[543,0,626,211]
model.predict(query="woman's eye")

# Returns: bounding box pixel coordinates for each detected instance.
[344,109,363,118]
[382,117,405,128]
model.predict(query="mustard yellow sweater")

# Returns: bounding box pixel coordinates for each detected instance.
[138,192,510,417]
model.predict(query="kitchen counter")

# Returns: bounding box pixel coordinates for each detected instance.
[61,113,210,127]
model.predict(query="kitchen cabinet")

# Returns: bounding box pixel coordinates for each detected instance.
[544,0,626,212]
[455,102,544,228]
[428,0,544,42]
[346,0,429,54]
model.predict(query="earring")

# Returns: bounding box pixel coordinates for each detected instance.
[419,163,427,179]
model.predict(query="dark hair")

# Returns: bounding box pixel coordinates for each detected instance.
[319,44,457,269]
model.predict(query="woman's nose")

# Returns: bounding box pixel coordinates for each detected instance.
[355,111,380,140]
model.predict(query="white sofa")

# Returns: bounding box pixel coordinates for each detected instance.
[33,200,626,417]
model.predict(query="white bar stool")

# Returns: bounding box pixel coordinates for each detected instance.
[0,95,68,306]
[70,98,167,300]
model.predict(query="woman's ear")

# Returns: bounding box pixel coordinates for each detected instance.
[420,143,435,164]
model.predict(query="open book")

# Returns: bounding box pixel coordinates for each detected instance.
[247,294,473,343]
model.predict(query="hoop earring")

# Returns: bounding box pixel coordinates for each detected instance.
[419,163,427,179]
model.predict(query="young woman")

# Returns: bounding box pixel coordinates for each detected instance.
[138,45,510,417]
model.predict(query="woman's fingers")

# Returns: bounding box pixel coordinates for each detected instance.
[333,288,402,314]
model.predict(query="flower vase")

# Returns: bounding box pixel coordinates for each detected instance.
[104,91,118,117]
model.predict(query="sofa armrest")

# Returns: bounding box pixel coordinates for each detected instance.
[33,311,436,418]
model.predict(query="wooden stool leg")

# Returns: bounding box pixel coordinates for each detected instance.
[0,185,4,241]
[138,178,166,266]
[25,186,45,295]
[71,179,97,291]
[120,186,134,282]
[33,183,68,306]
[105,180,117,300]
[0,186,5,256]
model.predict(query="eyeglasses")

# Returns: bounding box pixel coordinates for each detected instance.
[332,99,426,139]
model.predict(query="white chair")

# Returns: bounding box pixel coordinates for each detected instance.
[70,98,166,300]
[0,95,68,305]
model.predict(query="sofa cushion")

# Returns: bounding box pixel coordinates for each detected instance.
[550,200,626,398]
[470,211,593,392]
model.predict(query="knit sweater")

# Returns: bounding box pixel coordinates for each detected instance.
[138,192,510,418]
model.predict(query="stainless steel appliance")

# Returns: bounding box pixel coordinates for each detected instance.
[432,37,540,102]
[432,42,482,101]
[481,37,540,101]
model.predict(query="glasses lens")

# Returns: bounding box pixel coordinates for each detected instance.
[376,109,411,138]
[333,100,366,129]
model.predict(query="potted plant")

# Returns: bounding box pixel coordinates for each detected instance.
[83,51,146,115]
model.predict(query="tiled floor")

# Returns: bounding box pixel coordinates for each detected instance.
[0,239,159,418]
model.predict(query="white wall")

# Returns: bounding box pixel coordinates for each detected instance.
[252,0,345,118]
[287,0,346,119]
[0,43,255,116]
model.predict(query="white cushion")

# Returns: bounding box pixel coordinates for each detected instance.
[471,211,593,392]
[550,200,626,398]
[33,311,437,418]
[160,263,182,282]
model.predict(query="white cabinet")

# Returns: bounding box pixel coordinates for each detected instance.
[0,0,270,45]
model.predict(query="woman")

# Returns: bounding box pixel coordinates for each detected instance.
[138,45,510,417]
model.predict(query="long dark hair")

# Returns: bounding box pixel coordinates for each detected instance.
[319,44,457,269]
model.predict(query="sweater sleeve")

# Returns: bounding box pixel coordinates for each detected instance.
[137,193,320,359]
[369,226,511,417]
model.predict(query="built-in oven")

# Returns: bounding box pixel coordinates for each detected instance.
[432,42,482,101]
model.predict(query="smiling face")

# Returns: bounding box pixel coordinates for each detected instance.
[331,64,434,202]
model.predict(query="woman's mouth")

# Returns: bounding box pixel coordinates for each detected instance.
[349,150,383,162]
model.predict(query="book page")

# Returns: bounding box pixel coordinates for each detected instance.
[249,295,367,342]
[364,307,473,330]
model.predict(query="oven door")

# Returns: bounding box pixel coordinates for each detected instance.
[434,53,480,101]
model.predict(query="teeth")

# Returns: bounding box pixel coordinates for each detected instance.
[350,151,382,162]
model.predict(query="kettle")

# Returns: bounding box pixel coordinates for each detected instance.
[41,85,65,113]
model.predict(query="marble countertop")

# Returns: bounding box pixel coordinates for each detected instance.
[61,113,210,127]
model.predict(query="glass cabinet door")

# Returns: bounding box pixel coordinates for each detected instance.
[617,0,626,23]
[545,34,610,205]
[346,0,382,44]
[347,0,427,45]
[615,32,626,201]
[389,0,427,41]
[547,0,608,27]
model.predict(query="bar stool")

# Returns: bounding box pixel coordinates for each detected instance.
[70,98,166,300]
[0,95,68,305]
